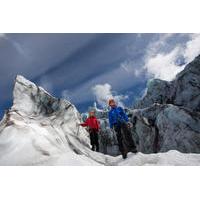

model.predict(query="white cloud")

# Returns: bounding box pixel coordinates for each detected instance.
[184,34,200,63]
[92,83,128,108]
[144,47,184,81]
[144,33,200,81]
[146,34,175,57]
[120,61,143,77]
[120,34,177,82]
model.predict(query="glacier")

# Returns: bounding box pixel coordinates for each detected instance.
[0,75,117,165]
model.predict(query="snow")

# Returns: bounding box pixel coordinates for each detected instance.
[118,150,200,166]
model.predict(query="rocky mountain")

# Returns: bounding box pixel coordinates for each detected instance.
[131,55,200,154]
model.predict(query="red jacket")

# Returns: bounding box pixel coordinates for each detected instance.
[80,116,100,131]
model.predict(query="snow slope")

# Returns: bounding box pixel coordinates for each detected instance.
[119,150,200,166]
[1,75,200,166]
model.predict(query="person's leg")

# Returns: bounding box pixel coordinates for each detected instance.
[89,129,95,151]
[114,125,126,158]
[121,122,137,153]
[94,131,99,152]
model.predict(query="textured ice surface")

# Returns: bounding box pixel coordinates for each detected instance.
[0,75,116,165]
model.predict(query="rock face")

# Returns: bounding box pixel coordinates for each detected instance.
[173,57,200,111]
[135,55,200,112]
[132,55,200,154]
[134,79,172,109]
[156,105,200,153]
[0,76,115,165]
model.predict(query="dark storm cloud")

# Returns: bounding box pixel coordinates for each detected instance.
[0,34,96,103]
[33,34,143,89]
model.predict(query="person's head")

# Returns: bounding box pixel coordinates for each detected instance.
[108,99,116,108]
[89,110,95,117]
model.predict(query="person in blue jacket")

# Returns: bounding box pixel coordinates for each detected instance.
[108,99,137,159]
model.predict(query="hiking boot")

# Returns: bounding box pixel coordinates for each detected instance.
[91,146,95,151]
[131,149,137,153]
[122,153,127,159]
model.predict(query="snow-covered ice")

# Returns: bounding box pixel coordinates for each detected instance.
[118,150,200,166]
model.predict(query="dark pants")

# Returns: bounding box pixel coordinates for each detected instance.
[89,129,99,152]
[114,122,137,156]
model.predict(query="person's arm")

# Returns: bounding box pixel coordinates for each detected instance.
[108,111,113,129]
[96,119,100,130]
[80,118,89,127]
[119,107,129,122]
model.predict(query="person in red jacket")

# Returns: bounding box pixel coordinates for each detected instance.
[80,111,100,152]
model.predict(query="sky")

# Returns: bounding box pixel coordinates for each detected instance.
[0,33,200,119]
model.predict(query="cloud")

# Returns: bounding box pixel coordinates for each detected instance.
[0,33,6,38]
[92,83,128,108]
[12,41,28,58]
[146,34,175,57]
[120,60,144,77]
[184,34,200,63]
[0,33,28,58]
[144,47,184,81]
[144,33,200,81]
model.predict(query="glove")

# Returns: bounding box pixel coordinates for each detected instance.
[127,122,133,128]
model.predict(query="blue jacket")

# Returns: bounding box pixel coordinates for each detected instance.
[108,106,129,128]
